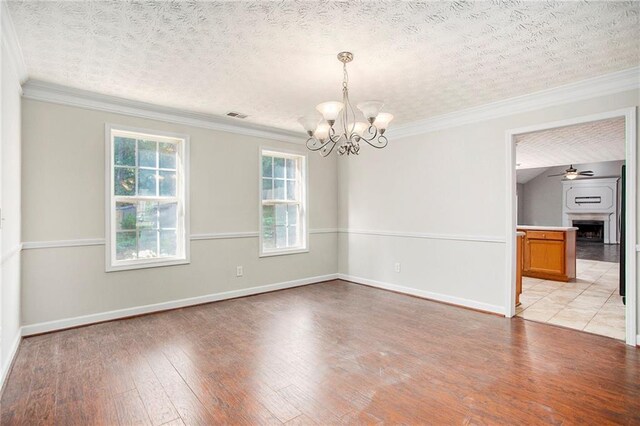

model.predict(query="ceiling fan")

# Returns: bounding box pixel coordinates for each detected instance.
[547,165,594,180]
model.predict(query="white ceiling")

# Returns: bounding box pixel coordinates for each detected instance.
[516,117,626,176]
[7,1,640,132]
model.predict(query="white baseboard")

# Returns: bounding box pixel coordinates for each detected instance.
[22,273,338,336]
[0,331,22,391]
[338,273,505,315]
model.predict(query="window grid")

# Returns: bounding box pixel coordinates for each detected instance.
[108,127,187,271]
[260,151,306,255]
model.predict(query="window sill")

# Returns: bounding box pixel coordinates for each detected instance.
[259,247,309,258]
[106,257,190,272]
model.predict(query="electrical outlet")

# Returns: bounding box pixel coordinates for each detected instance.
[236,266,243,277]
[394,263,401,273]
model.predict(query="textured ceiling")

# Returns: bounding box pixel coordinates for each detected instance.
[516,117,625,174]
[7,1,640,132]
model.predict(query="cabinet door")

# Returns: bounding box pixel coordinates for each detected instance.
[525,239,565,275]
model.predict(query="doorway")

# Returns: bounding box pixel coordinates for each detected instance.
[505,107,637,345]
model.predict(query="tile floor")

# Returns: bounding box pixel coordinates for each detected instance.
[516,259,625,340]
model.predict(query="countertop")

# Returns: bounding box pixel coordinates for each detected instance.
[517,225,578,231]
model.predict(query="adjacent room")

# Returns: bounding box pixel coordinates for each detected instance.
[515,118,627,340]
[1,1,639,424]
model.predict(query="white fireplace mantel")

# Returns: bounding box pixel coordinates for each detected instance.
[562,178,619,244]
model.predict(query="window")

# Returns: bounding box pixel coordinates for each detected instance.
[260,149,308,256]
[106,125,189,271]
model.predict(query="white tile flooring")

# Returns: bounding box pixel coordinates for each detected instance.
[516,259,625,340]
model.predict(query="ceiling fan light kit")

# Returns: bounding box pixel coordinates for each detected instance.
[547,165,595,180]
[299,51,393,156]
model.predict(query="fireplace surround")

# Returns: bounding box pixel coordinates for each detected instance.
[572,220,605,242]
[562,178,619,244]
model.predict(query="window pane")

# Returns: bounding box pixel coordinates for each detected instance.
[114,167,136,196]
[274,157,285,178]
[262,205,275,249]
[262,156,273,178]
[262,178,273,200]
[287,204,298,226]
[159,142,177,169]
[287,225,298,247]
[159,171,176,196]
[276,226,286,248]
[275,204,287,226]
[160,230,177,257]
[138,169,157,196]
[159,202,177,229]
[286,180,297,201]
[114,137,135,166]
[138,140,157,168]
[137,201,158,230]
[116,231,137,260]
[138,229,158,258]
[274,179,285,200]
[286,158,296,179]
[116,202,137,231]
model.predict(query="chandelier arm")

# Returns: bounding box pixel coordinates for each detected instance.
[328,126,344,145]
[306,136,333,152]
[320,141,338,157]
[362,134,389,149]
[357,124,379,142]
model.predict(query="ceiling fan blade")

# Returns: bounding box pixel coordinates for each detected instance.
[578,171,594,176]
[547,173,566,177]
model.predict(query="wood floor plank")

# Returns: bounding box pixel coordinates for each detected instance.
[158,418,185,426]
[2,280,640,425]
[20,386,55,426]
[144,351,220,425]
[113,389,153,426]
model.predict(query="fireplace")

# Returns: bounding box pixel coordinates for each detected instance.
[573,220,605,243]
[562,178,619,244]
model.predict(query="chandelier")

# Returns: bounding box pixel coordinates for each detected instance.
[298,51,394,156]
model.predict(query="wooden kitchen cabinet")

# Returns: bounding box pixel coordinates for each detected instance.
[518,227,577,282]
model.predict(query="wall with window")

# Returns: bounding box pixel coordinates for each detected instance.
[20,99,338,328]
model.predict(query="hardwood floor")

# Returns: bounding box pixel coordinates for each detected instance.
[2,280,639,425]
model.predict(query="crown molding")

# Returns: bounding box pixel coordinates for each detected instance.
[1,2,28,85]
[388,66,640,139]
[21,79,306,144]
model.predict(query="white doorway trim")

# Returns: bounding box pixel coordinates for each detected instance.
[505,107,637,346]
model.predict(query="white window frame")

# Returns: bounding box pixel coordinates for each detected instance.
[105,123,190,272]
[259,147,309,257]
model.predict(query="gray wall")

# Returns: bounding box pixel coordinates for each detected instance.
[517,183,524,225]
[519,160,624,226]
[21,99,338,327]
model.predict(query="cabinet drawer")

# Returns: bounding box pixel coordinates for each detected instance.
[526,231,564,241]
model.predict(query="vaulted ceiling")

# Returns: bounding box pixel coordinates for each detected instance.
[515,117,626,183]
[7,1,640,132]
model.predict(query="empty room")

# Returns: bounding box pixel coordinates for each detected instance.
[1,1,639,424]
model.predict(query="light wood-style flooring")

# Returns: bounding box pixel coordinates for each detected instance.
[2,280,639,425]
